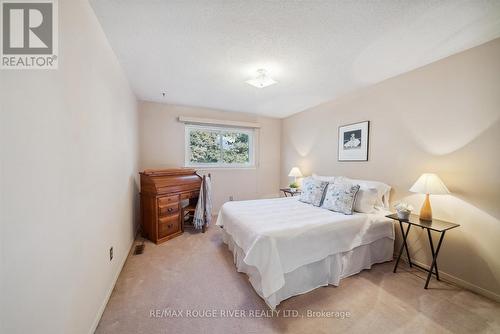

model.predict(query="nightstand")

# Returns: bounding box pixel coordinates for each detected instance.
[387,213,460,289]
[280,188,301,197]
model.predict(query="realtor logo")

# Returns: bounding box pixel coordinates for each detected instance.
[1,0,58,69]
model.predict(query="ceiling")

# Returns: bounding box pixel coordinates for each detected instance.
[90,0,500,118]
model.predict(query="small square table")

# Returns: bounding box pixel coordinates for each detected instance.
[386,213,460,289]
[280,188,301,197]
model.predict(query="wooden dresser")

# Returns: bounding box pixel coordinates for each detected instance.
[140,168,201,244]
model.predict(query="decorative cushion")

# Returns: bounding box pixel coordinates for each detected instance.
[299,177,328,206]
[321,178,361,215]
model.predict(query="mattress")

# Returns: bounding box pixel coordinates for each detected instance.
[216,197,395,304]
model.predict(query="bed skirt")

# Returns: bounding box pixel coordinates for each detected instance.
[221,230,394,309]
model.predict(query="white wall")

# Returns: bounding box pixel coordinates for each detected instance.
[281,38,500,301]
[139,101,281,211]
[0,1,139,333]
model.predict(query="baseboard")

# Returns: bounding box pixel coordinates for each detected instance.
[393,253,500,303]
[88,235,136,334]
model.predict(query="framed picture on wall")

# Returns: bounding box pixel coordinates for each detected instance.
[338,121,370,161]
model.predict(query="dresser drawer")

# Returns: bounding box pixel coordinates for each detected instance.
[158,202,179,216]
[158,214,180,238]
[158,195,179,206]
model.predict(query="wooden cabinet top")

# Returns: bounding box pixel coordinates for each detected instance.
[140,168,201,196]
[140,168,198,177]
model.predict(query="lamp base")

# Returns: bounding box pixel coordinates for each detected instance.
[420,194,432,221]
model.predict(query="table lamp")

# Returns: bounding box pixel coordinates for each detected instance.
[288,167,303,184]
[409,173,450,221]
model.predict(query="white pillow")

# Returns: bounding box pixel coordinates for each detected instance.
[312,173,336,183]
[353,187,378,213]
[347,178,391,208]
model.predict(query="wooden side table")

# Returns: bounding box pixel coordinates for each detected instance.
[280,188,301,197]
[387,213,460,289]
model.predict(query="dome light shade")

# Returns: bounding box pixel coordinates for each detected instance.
[409,173,450,195]
[246,69,277,88]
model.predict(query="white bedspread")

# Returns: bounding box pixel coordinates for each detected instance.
[216,197,394,298]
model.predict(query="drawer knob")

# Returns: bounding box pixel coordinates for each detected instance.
[168,208,174,212]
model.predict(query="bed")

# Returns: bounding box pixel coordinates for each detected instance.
[216,195,394,309]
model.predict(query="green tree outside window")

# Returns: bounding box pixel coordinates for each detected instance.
[188,127,252,166]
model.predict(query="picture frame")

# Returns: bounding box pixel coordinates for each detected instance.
[338,121,370,161]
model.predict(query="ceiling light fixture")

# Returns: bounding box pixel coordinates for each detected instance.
[245,69,277,88]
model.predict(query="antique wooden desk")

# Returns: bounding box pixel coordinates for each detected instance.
[140,168,201,244]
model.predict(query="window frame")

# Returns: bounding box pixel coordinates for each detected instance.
[184,124,255,168]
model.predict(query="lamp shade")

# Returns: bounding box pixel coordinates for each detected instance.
[409,173,450,195]
[288,167,303,178]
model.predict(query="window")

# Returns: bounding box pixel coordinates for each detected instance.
[185,124,255,168]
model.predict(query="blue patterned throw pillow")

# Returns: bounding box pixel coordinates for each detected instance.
[321,178,360,214]
[299,177,328,206]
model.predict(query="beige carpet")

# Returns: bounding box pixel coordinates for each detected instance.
[96,226,500,334]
